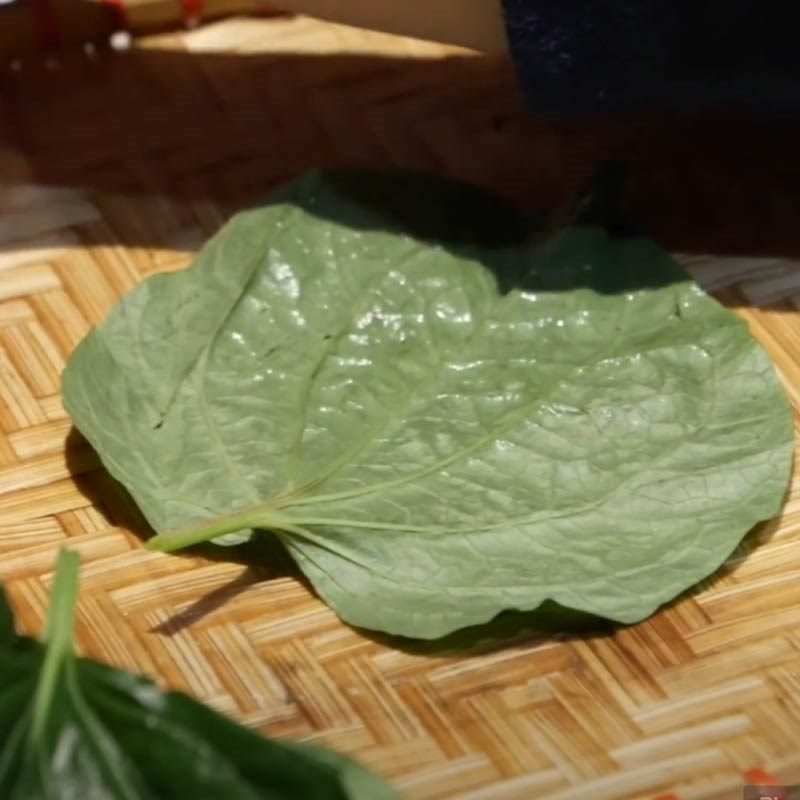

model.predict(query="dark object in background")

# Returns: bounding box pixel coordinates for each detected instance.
[502,0,800,113]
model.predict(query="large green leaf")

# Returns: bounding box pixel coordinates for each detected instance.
[0,550,398,799]
[63,171,794,639]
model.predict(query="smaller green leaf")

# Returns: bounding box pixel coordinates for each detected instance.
[0,549,399,800]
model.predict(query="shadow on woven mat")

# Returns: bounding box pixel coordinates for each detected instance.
[377,488,791,656]
[67,423,755,657]
[64,426,309,634]
[64,422,618,652]
[64,412,789,654]
[369,506,789,656]
[3,45,800,258]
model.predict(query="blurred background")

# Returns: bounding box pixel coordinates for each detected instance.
[3,0,800,258]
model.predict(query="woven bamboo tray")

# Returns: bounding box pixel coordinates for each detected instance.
[3,14,800,800]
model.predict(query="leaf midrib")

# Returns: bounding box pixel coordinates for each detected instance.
[279,243,433,495]
[281,296,739,520]
[275,288,644,512]
[156,297,765,553]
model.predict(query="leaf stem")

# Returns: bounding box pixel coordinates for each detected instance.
[146,507,306,552]
[146,506,446,552]
[30,548,80,744]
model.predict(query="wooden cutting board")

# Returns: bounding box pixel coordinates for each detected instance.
[2,14,800,800]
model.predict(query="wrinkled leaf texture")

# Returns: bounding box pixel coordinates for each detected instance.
[0,551,398,799]
[63,171,794,638]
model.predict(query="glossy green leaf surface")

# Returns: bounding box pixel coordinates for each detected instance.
[0,551,398,800]
[63,171,794,638]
